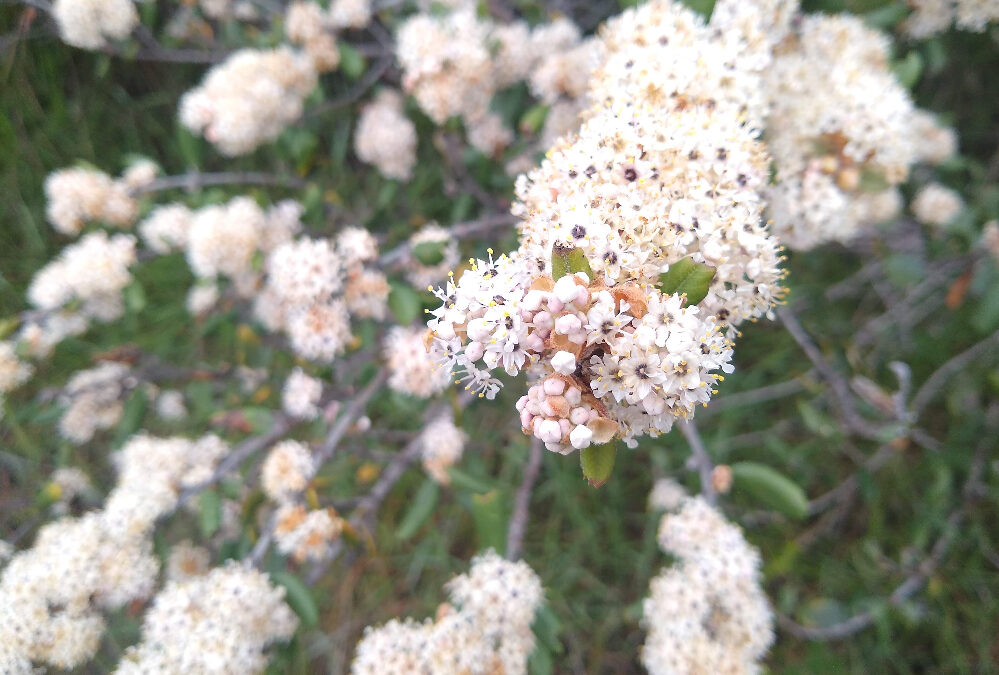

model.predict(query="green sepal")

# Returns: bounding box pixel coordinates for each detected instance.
[551,245,594,281]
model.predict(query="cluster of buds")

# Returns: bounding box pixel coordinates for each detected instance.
[516,374,615,454]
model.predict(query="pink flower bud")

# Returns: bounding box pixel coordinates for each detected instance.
[543,377,566,396]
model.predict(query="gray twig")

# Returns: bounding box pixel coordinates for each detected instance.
[506,437,543,561]
[679,419,716,505]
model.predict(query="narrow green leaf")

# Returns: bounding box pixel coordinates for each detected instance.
[519,104,550,134]
[271,570,320,628]
[731,461,809,520]
[658,257,716,306]
[412,241,447,266]
[580,443,616,488]
[472,489,507,552]
[124,280,146,314]
[396,479,440,541]
[198,489,222,538]
[113,389,147,449]
[893,51,923,90]
[447,467,493,494]
[388,282,423,325]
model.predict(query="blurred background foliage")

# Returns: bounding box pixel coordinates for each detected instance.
[1,0,998,673]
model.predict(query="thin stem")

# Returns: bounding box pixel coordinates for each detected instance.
[679,419,716,505]
[133,171,308,196]
[313,369,387,468]
[506,437,543,561]
[910,327,999,417]
[377,213,517,268]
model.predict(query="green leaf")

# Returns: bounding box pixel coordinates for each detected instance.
[731,461,809,520]
[580,443,616,488]
[388,282,424,325]
[271,570,320,628]
[240,407,275,434]
[447,467,493,494]
[113,389,147,449]
[519,104,550,134]
[124,280,146,314]
[472,489,507,552]
[198,489,222,538]
[893,51,923,90]
[551,245,593,281]
[412,241,447,266]
[658,257,716,306]
[396,478,440,541]
[338,44,367,80]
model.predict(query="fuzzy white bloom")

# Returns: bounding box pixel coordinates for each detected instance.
[352,550,543,675]
[763,13,958,249]
[28,231,136,324]
[165,541,211,581]
[186,282,220,315]
[261,440,316,502]
[0,341,33,395]
[905,0,999,36]
[648,477,687,512]
[121,159,159,189]
[405,224,460,290]
[185,196,266,279]
[155,390,187,421]
[642,497,773,674]
[274,504,344,562]
[266,236,344,307]
[286,299,352,362]
[912,182,964,227]
[179,47,318,155]
[420,415,467,484]
[344,268,391,320]
[52,0,138,50]
[44,167,137,235]
[384,326,451,398]
[285,1,341,72]
[282,367,323,419]
[115,562,298,673]
[328,0,372,29]
[138,203,192,254]
[337,226,380,264]
[0,433,231,670]
[57,362,130,444]
[13,313,88,360]
[354,89,418,180]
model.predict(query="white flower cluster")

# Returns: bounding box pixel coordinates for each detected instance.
[179,46,318,155]
[642,496,773,675]
[273,503,344,562]
[354,89,418,181]
[261,439,316,502]
[47,467,93,516]
[764,12,958,249]
[384,325,452,398]
[282,367,324,419]
[427,1,782,452]
[395,4,594,154]
[259,227,388,362]
[285,1,341,72]
[115,561,298,674]
[351,550,543,675]
[0,341,33,401]
[155,389,188,420]
[57,361,131,444]
[51,0,138,50]
[905,0,999,36]
[165,540,211,582]
[44,165,145,236]
[26,231,137,340]
[420,414,467,484]
[912,182,965,227]
[0,433,230,671]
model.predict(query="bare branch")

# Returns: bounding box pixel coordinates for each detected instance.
[506,437,543,561]
[910,327,999,418]
[133,171,308,196]
[679,419,716,505]
[313,369,388,467]
[378,213,518,268]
